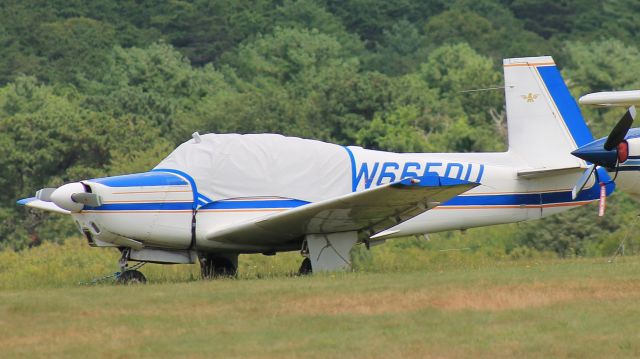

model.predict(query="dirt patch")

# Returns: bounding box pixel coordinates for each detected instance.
[282,280,640,315]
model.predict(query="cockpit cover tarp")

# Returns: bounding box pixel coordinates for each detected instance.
[155,134,352,202]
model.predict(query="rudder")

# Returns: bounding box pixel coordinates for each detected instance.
[504,56,593,169]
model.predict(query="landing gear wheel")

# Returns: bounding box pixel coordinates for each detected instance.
[298,257,312,275]
[200,255,238,279]
[117,270,147,284]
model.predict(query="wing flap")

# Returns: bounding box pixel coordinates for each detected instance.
[205,176,478,245]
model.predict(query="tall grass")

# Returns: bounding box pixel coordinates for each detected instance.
[0,237,305,290]
[0,223,625,290]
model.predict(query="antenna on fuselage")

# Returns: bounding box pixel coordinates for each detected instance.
[192,131,202,144]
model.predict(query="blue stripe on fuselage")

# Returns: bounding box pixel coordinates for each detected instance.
[152,168,210,208]
[91,170,206,210]
[85,199,308,211]
[84,185,608,212]
[91,172,188,187]
[85,202,193,211]
[441,187,604,207]
[343,146,357,192]
[200,199,309,210]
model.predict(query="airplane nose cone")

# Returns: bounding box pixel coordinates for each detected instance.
[571,142,618,169]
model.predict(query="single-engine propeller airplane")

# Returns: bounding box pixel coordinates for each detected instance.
[18,56,629,283]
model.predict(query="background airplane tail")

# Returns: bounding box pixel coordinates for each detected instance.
[504,56,593,169]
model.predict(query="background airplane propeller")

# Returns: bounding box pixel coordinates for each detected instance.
[604,106,636,151]
[571,106,636,200]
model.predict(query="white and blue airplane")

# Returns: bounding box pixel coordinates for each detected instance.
[18,56,631,283]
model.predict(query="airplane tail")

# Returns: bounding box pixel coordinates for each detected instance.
[504,56,593,170]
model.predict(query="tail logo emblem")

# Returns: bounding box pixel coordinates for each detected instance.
[521,93,539,103]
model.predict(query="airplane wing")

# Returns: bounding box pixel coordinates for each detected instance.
[205,176,478,244]
[579,90,640,107]
[16,197,71,215]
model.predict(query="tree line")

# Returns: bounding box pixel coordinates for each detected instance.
[1,0,640,256]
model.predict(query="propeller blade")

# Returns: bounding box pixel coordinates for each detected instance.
[571,164,596,200]
[35,188,56,202]
[71,193,103,207]
[604,106,636,151]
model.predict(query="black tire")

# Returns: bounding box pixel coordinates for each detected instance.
[298,257,312,275]
[200,256,237,279]
[117,270,147,284]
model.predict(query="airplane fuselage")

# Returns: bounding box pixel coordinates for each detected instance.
[69,145,612,255]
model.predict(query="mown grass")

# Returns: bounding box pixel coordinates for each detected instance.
[1,257,640,358]
[2,235,639,357]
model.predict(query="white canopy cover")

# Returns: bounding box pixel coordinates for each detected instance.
[155,134,352,203]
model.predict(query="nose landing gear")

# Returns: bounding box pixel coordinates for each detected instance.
[116,248,147,284]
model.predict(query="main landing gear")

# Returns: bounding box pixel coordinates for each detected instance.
[199,253,238,278]
[298,241,312,275]
[298,257,312,275]
[116,248,147,284]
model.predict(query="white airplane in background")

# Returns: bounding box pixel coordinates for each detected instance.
[580,90,640,108]
[19,56,634,284]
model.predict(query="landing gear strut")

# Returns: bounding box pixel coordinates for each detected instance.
[116,248,147,284]
[199,253,238,278]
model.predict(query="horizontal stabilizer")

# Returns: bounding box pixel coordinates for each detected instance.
[205,175,478,245]
[517,166,585,178]
[17,197,70,214]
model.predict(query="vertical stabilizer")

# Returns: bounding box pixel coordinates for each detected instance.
[504,56,593,169]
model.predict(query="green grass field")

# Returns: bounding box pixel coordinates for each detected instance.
[2,252,640,358]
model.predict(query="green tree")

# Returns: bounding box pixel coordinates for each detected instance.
[35,18,116,84]
[82,43,229,141]
[564,40,640,139]
[512,196,632,258]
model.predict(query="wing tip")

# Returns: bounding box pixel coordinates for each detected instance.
[17,198,71,214]
[16,197,37,205]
